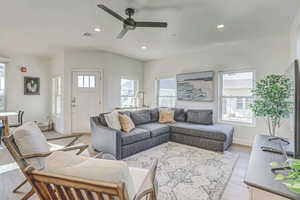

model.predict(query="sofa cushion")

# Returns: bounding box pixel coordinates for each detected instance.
[121,128,151,145]
[130,110,151,125]
[150,108,159,122]
[172,108,186,122]
[98,113,108,127]
[137,123,170,137]
[186,109,213,125]
[169,122,233,142]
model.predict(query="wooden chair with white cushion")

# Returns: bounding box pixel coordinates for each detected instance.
[25,151,158,200]
[2,122,88,200]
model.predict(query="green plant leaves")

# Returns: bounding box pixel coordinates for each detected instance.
[274,159,300,194]
[250,74,293,135]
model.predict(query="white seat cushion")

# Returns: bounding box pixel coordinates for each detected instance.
[46,151,136,200]
[13,122,50,170]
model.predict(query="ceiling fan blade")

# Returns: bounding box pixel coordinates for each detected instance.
[117,28,129,39]
[97,4,125,22]
[135,21,168,28]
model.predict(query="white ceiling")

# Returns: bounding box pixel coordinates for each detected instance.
[1,0,300,61]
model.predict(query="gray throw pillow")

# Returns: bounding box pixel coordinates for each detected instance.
[186,109,213,125]
[150,108,159,122]
[130,110,151,125]
[172,108,186,122]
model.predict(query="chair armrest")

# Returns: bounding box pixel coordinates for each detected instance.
[90,117,122,159]
[134,159,158,200]
[22,144,89,159]
[46,133,84,147]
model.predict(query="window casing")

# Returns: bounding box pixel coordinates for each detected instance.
[0,63,5,111]
[120,79,138,108]
[52,76,62,115]
[156,78,176,108]
[219,71,255,125]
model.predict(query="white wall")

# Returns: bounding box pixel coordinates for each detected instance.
[144,35,292,146]
[290,7,300,60]
[62,49,144,134]
[5,55,51,122]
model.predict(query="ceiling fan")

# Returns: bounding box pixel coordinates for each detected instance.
[97,4,168,39]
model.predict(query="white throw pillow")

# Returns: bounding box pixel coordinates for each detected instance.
[46,151,136,200]
[104,111,121,130]
[13,122,50,170]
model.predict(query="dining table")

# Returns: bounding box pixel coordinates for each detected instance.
[0,112,18,137]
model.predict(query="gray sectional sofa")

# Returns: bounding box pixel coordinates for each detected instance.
[90,108,234,160]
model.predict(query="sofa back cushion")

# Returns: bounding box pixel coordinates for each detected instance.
[186,109,213,125]
[172,108,186,122]
[150,108,159,122]
[131,110,151,125]
[98,113,108,127]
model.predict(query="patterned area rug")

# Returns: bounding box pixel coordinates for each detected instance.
[124,142,239,200]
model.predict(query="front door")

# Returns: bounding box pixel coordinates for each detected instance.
[71,71,102,133]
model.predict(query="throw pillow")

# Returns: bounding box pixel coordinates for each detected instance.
[13,122,50,170]
[104,111,121,130]
[186,109,213,125]
[159,110,176,123]
[119,114,135,133]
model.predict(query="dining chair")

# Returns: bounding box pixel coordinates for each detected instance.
[9,110,24,128]
[2,133,88,200]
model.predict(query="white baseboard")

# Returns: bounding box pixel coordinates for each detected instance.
[233,138,253,147]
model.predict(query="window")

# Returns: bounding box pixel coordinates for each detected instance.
[219,71,254,125]
[52,76,62,115]
[120,79,138,108]
[0,63,5,111]
[157,78,176,107]
[78,75,95,88]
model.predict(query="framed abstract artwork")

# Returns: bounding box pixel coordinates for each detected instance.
[177,71,214,102]
[24,76,40,95]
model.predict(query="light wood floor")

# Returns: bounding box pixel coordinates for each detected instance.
[0,133,251,200]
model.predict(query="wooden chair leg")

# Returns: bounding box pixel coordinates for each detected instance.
[13,179,27,193]
[20,188,35,200]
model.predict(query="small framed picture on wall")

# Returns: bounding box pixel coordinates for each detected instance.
[24,76,40,95]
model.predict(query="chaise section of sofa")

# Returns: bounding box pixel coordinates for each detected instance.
[90,108,234,159]
[169,122,234,151]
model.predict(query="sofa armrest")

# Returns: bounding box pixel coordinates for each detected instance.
[90,117,122,159]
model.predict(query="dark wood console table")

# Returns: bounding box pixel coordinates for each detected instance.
[245,134,300,200]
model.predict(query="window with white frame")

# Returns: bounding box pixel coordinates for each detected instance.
[120,79,138,108]
[52,76,62,115]
[0,63,5,111]
[77,75,95,88]
[219,71,254,125]
[157,78,176,107]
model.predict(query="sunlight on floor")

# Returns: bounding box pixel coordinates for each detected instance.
[0,162,19,174]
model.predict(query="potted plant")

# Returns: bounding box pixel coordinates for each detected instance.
[250,74,292,137]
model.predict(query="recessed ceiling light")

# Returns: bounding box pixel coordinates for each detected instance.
[217,24,225,29]
[141,46,147,50]
[94,28,101,32]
